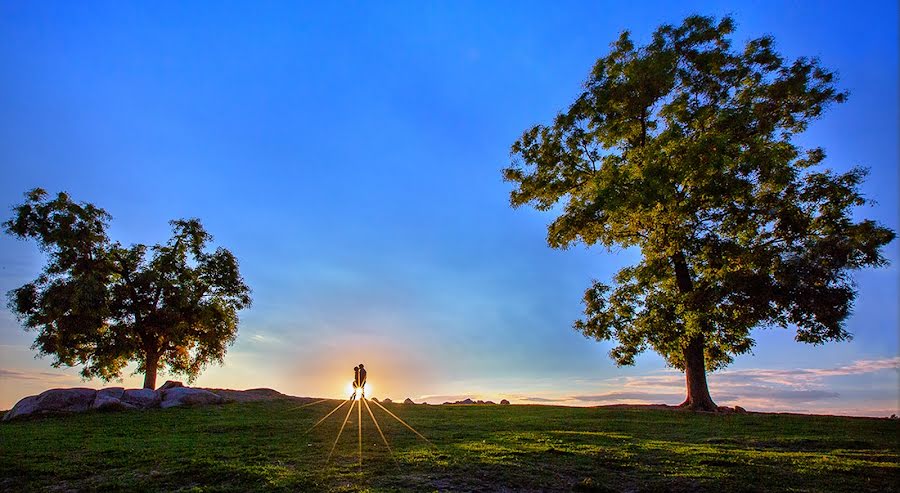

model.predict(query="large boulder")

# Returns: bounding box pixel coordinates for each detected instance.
[97,387,125,400]
[92,393,136,412]
[160,387,224,409]
[403,398,415,405]
[3,388,97,420]
[3,395,39,421]
[500,399,510,405]
[121,388,161,409]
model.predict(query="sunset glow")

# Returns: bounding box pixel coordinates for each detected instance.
[0,1,896,418]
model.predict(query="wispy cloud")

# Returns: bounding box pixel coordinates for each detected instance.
[557,357,898,415]
[571,391,683,403]
[0,368,77,382]
[519,396,563,402]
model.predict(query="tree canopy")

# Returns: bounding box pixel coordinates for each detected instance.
[503,15,895,410]
[5,188,252,389]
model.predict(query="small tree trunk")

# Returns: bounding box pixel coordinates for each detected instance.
[678,334,718,411]
[143,350,159,389]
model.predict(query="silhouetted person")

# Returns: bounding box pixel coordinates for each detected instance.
[351,366,359,400]
[358,363,367,398]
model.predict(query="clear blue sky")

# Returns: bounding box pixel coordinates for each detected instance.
[1,1,897,415]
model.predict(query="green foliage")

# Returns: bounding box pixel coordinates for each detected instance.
[4,188,252,385]
[1,401,897,491]
[503,15,895,372]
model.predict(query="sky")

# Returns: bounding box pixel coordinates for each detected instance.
[0,1,897,416]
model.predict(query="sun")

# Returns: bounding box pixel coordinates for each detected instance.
[344,381,371,399]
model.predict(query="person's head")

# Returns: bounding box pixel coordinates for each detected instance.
[358,363,364,368]
[354,366,359,371]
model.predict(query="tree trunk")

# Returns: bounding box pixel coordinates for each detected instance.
[671,252,718,412]
[678,334,718,411]
[143,350,159,389]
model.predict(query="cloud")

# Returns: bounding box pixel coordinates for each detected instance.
[0,368,76,382]
[519,396,563,402]
[565,357,896,415]
[571,391,683,403]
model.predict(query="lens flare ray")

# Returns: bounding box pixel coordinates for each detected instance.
[357,395,363,468]
[362,398,399,467]
[306,398,350,433]
[370,398,435,447]
[288,398,328,411]
[327,399,357,462]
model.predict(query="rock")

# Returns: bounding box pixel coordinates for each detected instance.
[158,380,184,391]
[382,398,393,404]
[3,388,97,421]
[476,400,485,405]
[92,393,136,412]
[38,388,98,413]
[97,387,125,400]
[484,401,495,405]
[734,405,747,414]
[442,402,451,405]
[460,398,474,405]
[3,395,39,421]
[403,398,415,405]
[122,388,161,409]
[500,399,510,405]
[160,387,224,409]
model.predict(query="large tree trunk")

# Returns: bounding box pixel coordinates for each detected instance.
[678,334,718,411]
[671,252,718,412]
[143,350,159,389]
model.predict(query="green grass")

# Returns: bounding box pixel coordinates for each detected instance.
[1,399,897,492]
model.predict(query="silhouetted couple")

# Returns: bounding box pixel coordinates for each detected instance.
[351,364,367,400]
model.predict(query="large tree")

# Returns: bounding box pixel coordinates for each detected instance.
[503,15,895,411]
[5,189,252,389]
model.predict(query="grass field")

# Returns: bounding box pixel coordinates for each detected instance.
[1,398,898,492]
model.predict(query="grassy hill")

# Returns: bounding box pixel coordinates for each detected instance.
[1,398,897,492]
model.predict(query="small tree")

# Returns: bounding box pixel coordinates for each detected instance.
[503,15,895,411]
[5,189,252,389]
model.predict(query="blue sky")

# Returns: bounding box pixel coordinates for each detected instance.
[1,1,897,415]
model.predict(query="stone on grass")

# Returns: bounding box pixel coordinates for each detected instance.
[382,398,393,404]
[2,388,97,421]
[160,387,224,409]
[97,387,125,400]
[734,406,747,413]
[3,395,40,421]
[92,393,136,412]
[122,388,161,408]
[37,388,97,413]
[158,380,184,391]
[403,398,415,405]
[500,399,510,405]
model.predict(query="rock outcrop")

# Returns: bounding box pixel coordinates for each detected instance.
[403,398,415,404]
[4,388,98,420]
[500,399,510,405]
[160,387,223,409]
[2,385,290,421]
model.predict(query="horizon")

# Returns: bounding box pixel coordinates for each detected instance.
[1,1,897,417]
